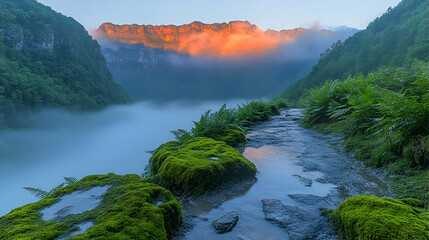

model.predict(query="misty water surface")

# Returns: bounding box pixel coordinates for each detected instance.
[0,100,243,216]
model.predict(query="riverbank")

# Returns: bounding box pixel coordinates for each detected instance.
[299,63,429,209]
[298,63,429,239]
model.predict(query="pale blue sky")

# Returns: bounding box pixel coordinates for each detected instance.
[37,0,402,31]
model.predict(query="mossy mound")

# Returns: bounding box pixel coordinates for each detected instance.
[333,195,429,240]
[149,137,257,195]
[207,129,247,147]
[0,174,182,240]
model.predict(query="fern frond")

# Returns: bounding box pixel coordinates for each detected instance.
[46,183,66,197]
[64,177,77,185]
[23,187,49,199]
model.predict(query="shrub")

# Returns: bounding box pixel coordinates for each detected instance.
[302,62,429,166]
[191,104,243,140]
[270,97,289,109]
[235,99,280,127]
[171,99,283,145]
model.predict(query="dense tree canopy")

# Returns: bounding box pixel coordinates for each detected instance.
[283,0,429,101]
[0,0,130,128]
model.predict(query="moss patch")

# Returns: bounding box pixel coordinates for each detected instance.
[149,137,257,196]
[0,174,182,240]
[333,195,429,240]
[207,129,247,147]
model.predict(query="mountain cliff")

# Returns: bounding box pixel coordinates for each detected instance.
[0,0,131,127]
[96,21,310,57]
[282,0,429,101]
[97,23,356,100]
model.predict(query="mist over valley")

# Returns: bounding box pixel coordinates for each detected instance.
[3,1,426,239]
[95,21,358,100]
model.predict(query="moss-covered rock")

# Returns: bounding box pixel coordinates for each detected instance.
[0,174,182,240]
[206,129,247,147]
[149,137,257,195]
[333,195,429,240]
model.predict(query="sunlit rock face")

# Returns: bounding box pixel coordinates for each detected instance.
[95,21,320,58]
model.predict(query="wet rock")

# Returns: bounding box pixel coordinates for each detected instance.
[262,199,318,239]
[297,161,321,172]
[173,211,197,239]
[292,175,312,187]
[212,211,239,234]
[149,137,257,196]
[262,199,337,240]
[288,193,337,209]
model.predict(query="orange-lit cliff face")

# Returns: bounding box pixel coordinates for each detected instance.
[96,21,309,58]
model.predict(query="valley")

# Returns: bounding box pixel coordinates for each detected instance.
[0,0,428,239]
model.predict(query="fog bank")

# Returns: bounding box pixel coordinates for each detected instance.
[0,100,244,216]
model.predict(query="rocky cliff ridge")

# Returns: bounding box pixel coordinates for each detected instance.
[95,21,311,57]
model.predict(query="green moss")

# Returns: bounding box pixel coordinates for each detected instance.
[333,195,429,240]
[399,198,425,208]
[0,174,182,240]
[149,137,257,195]
[207,129,247,147]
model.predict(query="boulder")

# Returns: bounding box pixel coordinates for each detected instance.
[212,211,239,234]
[149,137,257,195]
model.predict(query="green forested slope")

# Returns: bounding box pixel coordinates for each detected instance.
[283,0,429,101]
[0,0,131,127]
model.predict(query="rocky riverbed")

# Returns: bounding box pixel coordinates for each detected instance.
[177,108,391,240]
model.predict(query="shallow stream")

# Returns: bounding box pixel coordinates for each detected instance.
[180,108,391,240]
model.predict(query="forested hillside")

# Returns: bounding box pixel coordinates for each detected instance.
[0,0,130,127]
[283,0,429,101]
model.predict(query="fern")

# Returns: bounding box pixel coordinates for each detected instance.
[23,177,78,199]
[301,61,429,167]
[170,129,193,144]
[23,187,50,199]
[64,177,77,185]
